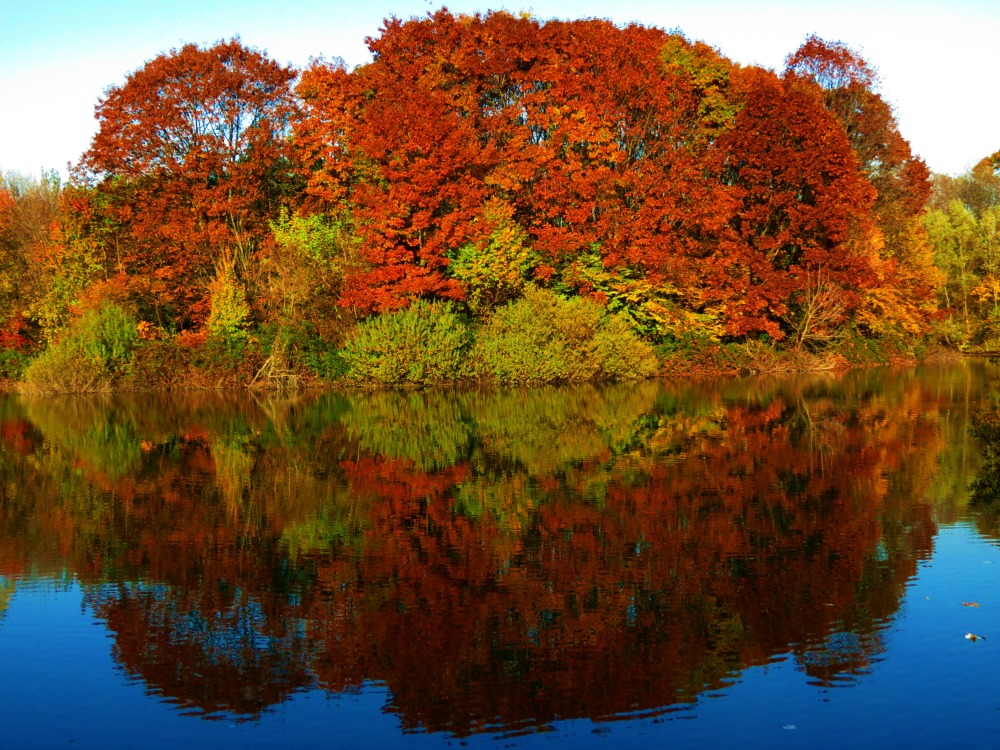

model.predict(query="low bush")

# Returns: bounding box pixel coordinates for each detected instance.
[191,333,263,387]
[21,344,110,393]
[122,338,191,390]
[264,321,348,383]
[22,303,139,392]
[473,286,657,384]
[342,299,471,385]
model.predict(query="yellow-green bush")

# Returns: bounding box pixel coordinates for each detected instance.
[342,299,471,385]
[23,303,139,392]
[472,286,658,384]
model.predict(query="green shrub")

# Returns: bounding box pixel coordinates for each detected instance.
[192,333,262,386]
[342,299,471,385]
[75,304,140,375]
[206,264,252,344]
[592,312,660,381]
[472,286,658,384]
[22,343,110,392]
[264,321,348,382]
[22,303,139,392]
[122,338,190,389]
[0,349,30,380]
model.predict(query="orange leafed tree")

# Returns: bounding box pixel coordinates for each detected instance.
[296,13,915,343]
[785,36,940,336]
[78,39,300,328]
[296,11,733,316]
[704,67,878,338]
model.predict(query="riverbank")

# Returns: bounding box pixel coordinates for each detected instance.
[3,336,961,395]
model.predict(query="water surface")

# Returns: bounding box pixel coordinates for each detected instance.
[2,363,999,748]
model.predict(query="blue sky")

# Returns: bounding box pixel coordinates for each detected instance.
[1,0,996,178]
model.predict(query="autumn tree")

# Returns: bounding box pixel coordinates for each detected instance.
[296,11,733,326]
[930,152,1000,217]
[0,172,62,347]
[77,39,300,329]
[785,36,940,338]
[297,13,930,350]
[707,66,878,340]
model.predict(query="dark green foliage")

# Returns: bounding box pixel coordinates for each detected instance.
[264,322,348,382]
[970,408,1000,535]
[76,304,140,375]
[122,338,190,390]
[0,349,29,380]
[192,333,262,386]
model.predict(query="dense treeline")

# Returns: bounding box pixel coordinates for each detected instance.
[0,10,986,391]
[925,152,1000,349]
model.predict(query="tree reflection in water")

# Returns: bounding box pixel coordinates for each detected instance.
[0,364,988,733]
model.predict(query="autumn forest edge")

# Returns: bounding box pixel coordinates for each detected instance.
[2,9,999,392]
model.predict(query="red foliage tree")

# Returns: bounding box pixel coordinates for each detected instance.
[786,36,939,335]
[78,39,300,327]
[296,11,732,314]
[707,67,877,337]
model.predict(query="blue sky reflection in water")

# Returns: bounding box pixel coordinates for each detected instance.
[1,364,1000,748]
[5,529,999,749]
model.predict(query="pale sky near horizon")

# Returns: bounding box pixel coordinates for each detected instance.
[1,0,996,179]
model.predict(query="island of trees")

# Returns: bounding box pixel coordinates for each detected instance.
[0,10,997,391]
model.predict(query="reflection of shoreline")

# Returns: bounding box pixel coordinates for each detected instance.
[0,365,984,731]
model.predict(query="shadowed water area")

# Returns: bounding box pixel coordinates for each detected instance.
[3,363,1000,748]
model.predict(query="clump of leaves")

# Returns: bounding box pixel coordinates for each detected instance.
[342,299,471,385]
[472,286,658,384]
[206,262,252,345]
[448,199,536,318]
[23,302,139,392]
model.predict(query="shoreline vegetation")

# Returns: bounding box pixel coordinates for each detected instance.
[2,11,999,393]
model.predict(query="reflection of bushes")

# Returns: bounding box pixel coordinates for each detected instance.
[452,475,536,533]
[970,407,1000,535]
[280,504,368,556]
[22,395,144,479]
[467,381,660,475]
[211,433,256,510]
[341,390,471,471]
[473,287,658,384]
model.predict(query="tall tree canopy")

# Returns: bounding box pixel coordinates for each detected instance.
[785,36,940,337]
[296,12,735,318]
[78,39,299,327]
[296,12,912,341]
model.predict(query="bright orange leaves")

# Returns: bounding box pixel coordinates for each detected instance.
[295,13,930,338]
[59,16,935,343]
[79,39,299,327]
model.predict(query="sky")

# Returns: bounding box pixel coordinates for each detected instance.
[1,0,997,179]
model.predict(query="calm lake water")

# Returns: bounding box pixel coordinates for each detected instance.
[3,363,1000,748]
